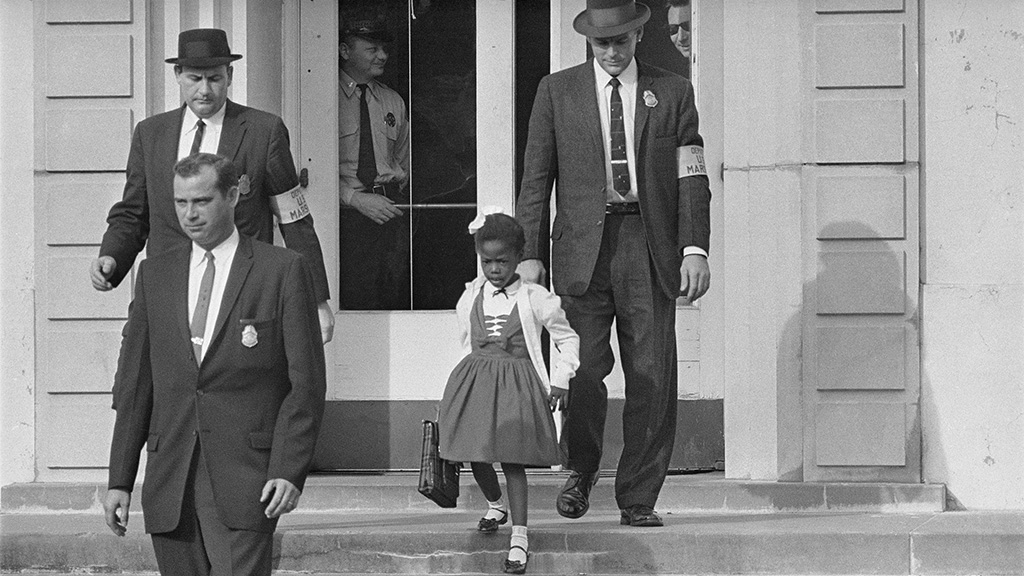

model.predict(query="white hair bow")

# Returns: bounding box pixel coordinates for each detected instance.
[467,205,504,234]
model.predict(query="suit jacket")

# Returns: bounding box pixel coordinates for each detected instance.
[100,100,330,302]
[517,60,711,299]
[107,234,326,534]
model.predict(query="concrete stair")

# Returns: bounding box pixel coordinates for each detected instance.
[4,472,1024,575]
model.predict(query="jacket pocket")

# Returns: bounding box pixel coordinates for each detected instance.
[249,431,273,450]
[147,433,159,452]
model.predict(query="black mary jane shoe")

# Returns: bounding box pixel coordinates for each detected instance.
[477,509,509,533]
[502,546,529,574]
[556,471,599,519]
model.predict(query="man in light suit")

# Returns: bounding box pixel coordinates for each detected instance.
[90,28,335,344]
[103,153,326,575]
[516,0,711,527]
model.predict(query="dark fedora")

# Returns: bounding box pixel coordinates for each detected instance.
[341,17,394,43]
[573,0,650,38]
[165,28,242,67]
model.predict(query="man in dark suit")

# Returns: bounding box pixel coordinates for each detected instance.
[103,153,326,575]
[90,28,335,343]
[516,0,711,527]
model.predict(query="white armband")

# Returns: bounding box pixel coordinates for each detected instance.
[677,145,707,178]
[269,185,311,224]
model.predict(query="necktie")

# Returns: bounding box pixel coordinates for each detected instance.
[189,119,206,156]
[608,77,630,196]
[190,252,215,365]
[493,287,509,299]
[357,84,378,189]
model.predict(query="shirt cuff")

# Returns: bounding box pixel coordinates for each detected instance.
[683,246,708,259]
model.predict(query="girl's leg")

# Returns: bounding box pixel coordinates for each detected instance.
[472,462,508,531]
[501,463,529,567]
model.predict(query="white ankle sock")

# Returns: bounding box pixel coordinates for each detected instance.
[484,498,506,521]
[508,525,528,563]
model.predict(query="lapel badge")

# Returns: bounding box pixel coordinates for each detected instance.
[241,325,258,348]
[385,112,396,127]
[643,90,658,108]
[237,174,251,196]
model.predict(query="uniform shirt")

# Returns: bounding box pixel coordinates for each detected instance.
[338,70,410,205]
[177,104,226,160]
[593,57,708,260]
[188,228,239,363]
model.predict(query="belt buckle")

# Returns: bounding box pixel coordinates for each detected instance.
[371,184,387,196]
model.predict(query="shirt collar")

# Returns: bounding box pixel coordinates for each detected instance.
[340,70,378,98]
[593,57,639,89]
[183,101,227,131]
[191,228,239,270]
[490,277,522,298]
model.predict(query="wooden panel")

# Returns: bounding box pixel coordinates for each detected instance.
[46,183,121,245]
[816,24,904,88]
[815,99,905,163]
[817,251,905,314]
[39,394,115,468]
[817,326,905,390]
[45,108,132,171]
[816,0,904,13]
[46,256,131,319]
[46,0,132,23]
[816,402,906,466]
[46,35,132,97]
[817,175,905,239]
[45,330,123,393]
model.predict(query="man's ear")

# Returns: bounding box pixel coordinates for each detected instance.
[226,65,234,86]
[338,42,349,62]
[227,185,240,208]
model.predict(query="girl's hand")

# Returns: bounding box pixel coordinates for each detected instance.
[549,386,569,412]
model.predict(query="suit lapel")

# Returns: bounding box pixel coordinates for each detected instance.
[166,248,194,357]
[634,63,653,156]
[157,106,187,183]
[208,234,254,354]
[218,100,247,162]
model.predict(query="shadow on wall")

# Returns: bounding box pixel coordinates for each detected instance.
[776,220,923,484]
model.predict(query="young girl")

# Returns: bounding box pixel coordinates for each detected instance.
[438,208,580,575]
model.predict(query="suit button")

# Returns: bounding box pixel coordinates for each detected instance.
[196,390,204,397]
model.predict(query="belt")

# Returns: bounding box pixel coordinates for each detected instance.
[605,202,640,215]
[370,182,401,197]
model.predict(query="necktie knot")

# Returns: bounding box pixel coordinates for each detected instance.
[357,83,369,97]
[204,250,214,264]
[609,77,621,89]
[189,119,207,156]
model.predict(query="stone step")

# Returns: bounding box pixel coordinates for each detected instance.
[3,509,1023,574]
[1,472,947,515]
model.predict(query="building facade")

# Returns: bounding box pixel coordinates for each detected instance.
[1,0,1021,510]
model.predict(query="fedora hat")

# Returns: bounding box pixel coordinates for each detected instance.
[165,28,242,67]
[573,0,650,38]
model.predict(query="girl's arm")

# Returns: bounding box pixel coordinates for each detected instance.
[531,287,580,390]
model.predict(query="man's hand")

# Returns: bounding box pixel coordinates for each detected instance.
[350,191,403,225]
[103,489,131,536]
[548,386,569,412]
[317,301,335,344]
[261,478,301,519]
[517,259,547,285]
[679,254,710,304]
[90,256,118,291]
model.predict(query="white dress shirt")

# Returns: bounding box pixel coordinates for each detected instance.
[177,104,227,161]
[188,228,239,362]
[593,58,640,204]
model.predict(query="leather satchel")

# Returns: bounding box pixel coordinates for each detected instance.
[418,419,460,508]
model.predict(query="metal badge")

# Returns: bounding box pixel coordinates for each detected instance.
[238,174,252,196]
[241,325,258,348]
[643,90,658,108]
[385,112,396,127]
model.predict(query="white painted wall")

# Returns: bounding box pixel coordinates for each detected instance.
[0,0,37,486]
[921,0,1024,510]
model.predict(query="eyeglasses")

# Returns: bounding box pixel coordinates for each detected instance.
[668,21,691,35]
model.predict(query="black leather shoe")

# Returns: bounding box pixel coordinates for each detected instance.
[556,471,598,519]
[502,546,528,574]
[620,504,663,527]
[477,508,508,533]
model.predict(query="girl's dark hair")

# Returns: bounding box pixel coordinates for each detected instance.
[474,213,525,255]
